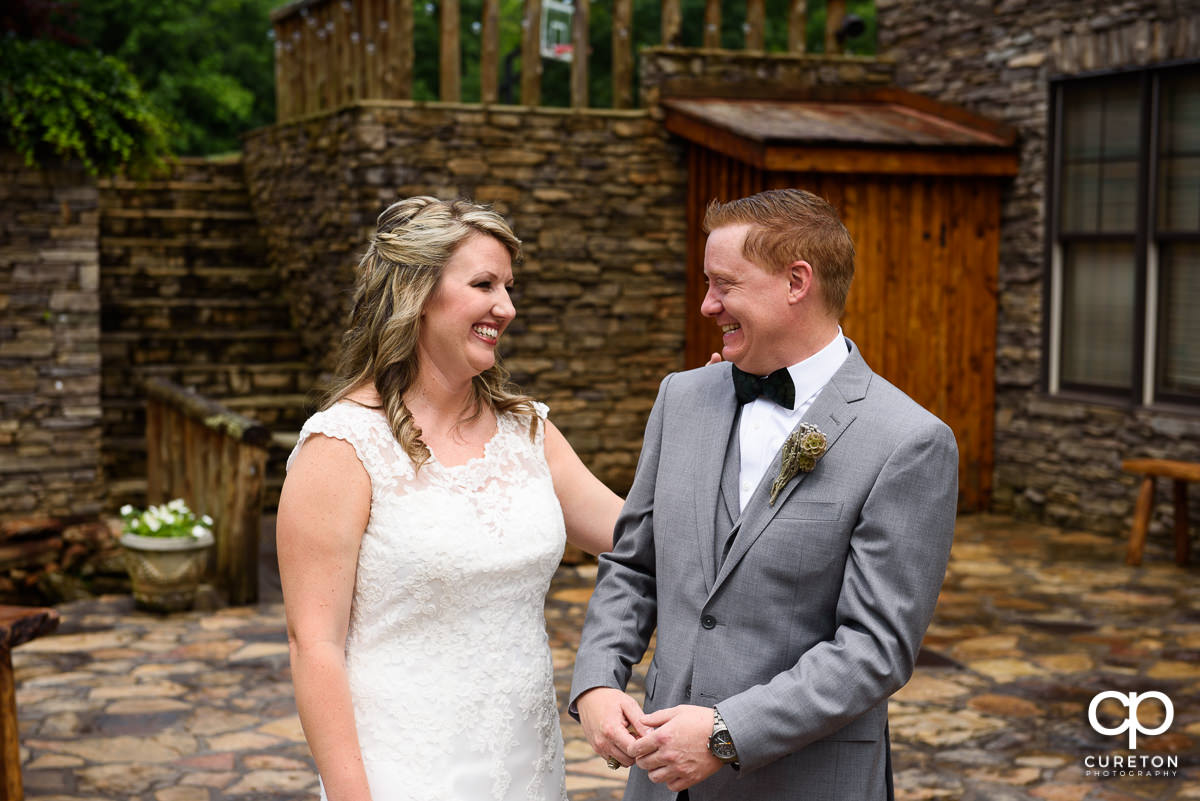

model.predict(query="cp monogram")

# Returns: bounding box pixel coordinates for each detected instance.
[1087,691,1174,749]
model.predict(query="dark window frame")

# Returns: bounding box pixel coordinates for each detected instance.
[1044,60,1200,409]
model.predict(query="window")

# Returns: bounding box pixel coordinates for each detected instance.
[1047,62,1200,406]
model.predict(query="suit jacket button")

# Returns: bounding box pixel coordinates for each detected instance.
[685,684,692,698]
[701,615,716,629]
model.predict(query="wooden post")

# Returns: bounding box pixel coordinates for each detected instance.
[521,0,542,106]
[481,0,500,103]
[1126,475,1155,566]
[826,0,846,54]
[745,0,765,50]
[1173,480,1190,566]
[440,0,461,101]
[789,0,807,53]
[0,648,19,801]
[703,0,721,48]
[273,22,286,121]
[661,0,682,48]
[396,0,414,99]
[0,606,59,801]
[612,0,633,108]
[571,0,589,108]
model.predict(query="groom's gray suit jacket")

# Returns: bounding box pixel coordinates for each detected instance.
[570,339,958,801]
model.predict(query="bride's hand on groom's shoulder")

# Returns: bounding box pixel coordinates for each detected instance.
[576,687,650,768]
[705,352,723,366]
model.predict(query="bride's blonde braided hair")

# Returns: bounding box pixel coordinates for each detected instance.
[322,196,538,471]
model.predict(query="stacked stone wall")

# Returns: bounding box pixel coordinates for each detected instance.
[877,0,1200,540]
[0,153,105,525]
[242,103,689,491]
[99,157,312,510]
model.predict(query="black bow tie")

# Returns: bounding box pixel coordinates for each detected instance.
[731,366,795,410]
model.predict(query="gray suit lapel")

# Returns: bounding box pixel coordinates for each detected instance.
[690,365,738,593]
[711,341,872,594]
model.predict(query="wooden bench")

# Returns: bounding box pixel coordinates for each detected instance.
[1122,458,1200,566]
[0,605,59,800]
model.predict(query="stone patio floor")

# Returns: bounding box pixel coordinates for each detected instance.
[10,513,1200,800]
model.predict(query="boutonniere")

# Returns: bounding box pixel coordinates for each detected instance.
[769,423,828,506]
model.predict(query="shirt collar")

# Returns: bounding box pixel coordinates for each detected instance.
[783,328,848,412]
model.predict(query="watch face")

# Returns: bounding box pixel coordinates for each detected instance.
[709,731,737,761]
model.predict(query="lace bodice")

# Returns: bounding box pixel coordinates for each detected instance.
[288,401,568,801]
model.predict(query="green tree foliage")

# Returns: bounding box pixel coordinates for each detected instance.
[0,36,170,175]
[71,0,277,155]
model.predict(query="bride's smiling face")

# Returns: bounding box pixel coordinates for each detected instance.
[417,233,516,383]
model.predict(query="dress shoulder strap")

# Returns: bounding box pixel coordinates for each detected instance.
[287,402,414,486]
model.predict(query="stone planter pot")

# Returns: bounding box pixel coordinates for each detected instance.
[120,531,215,613]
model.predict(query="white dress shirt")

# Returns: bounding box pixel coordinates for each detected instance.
[738,329,848,511]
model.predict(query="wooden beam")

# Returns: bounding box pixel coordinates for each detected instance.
[661,0,682,48]
[440,0,461,101]
[612,0,633,108]
[481,0,500,103]
[521,0,542,106]
[745,0,765,51]
[703,0,721,48]
[825,0,846,54]
[571,0,589,108]
[789,0,807,53]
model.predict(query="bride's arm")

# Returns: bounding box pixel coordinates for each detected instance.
[277,434,373,801]
[544,419,623,556]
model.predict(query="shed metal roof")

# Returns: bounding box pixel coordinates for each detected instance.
[662,89,1019,176]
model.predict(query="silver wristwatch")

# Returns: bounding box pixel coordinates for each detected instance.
[708,708,739,765]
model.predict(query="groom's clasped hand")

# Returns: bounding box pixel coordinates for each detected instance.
[579,688,723,792]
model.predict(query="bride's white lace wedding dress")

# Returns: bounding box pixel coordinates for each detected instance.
[288,401,568,801]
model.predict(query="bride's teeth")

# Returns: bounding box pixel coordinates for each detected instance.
[473,325,498,339]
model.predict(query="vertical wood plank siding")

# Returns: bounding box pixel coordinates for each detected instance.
[684,148,1000,511]
[144,379,269,605]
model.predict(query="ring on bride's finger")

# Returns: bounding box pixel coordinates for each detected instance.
[606,756,621,770]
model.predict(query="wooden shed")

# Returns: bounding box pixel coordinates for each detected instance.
[663,87,1019,511]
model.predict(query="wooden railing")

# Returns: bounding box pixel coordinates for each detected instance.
[144,378,270,605]
[271,0,850,120]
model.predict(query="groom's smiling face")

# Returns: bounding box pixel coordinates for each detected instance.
[701,224,795,376]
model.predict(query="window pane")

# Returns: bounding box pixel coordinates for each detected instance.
[1158,70,1200,232]
[1060,77,1141,233]
[1100,158,1138,230]
[1061,242,1135,389]
[1159,156,1200,231]
[1062,162,1098,231]
[1158,243,1200,396]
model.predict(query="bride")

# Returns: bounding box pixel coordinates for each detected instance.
[277,197,621,800]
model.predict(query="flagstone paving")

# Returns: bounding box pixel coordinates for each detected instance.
[10,514,1199,800]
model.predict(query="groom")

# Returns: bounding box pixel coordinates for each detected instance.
[570,189,958,800]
